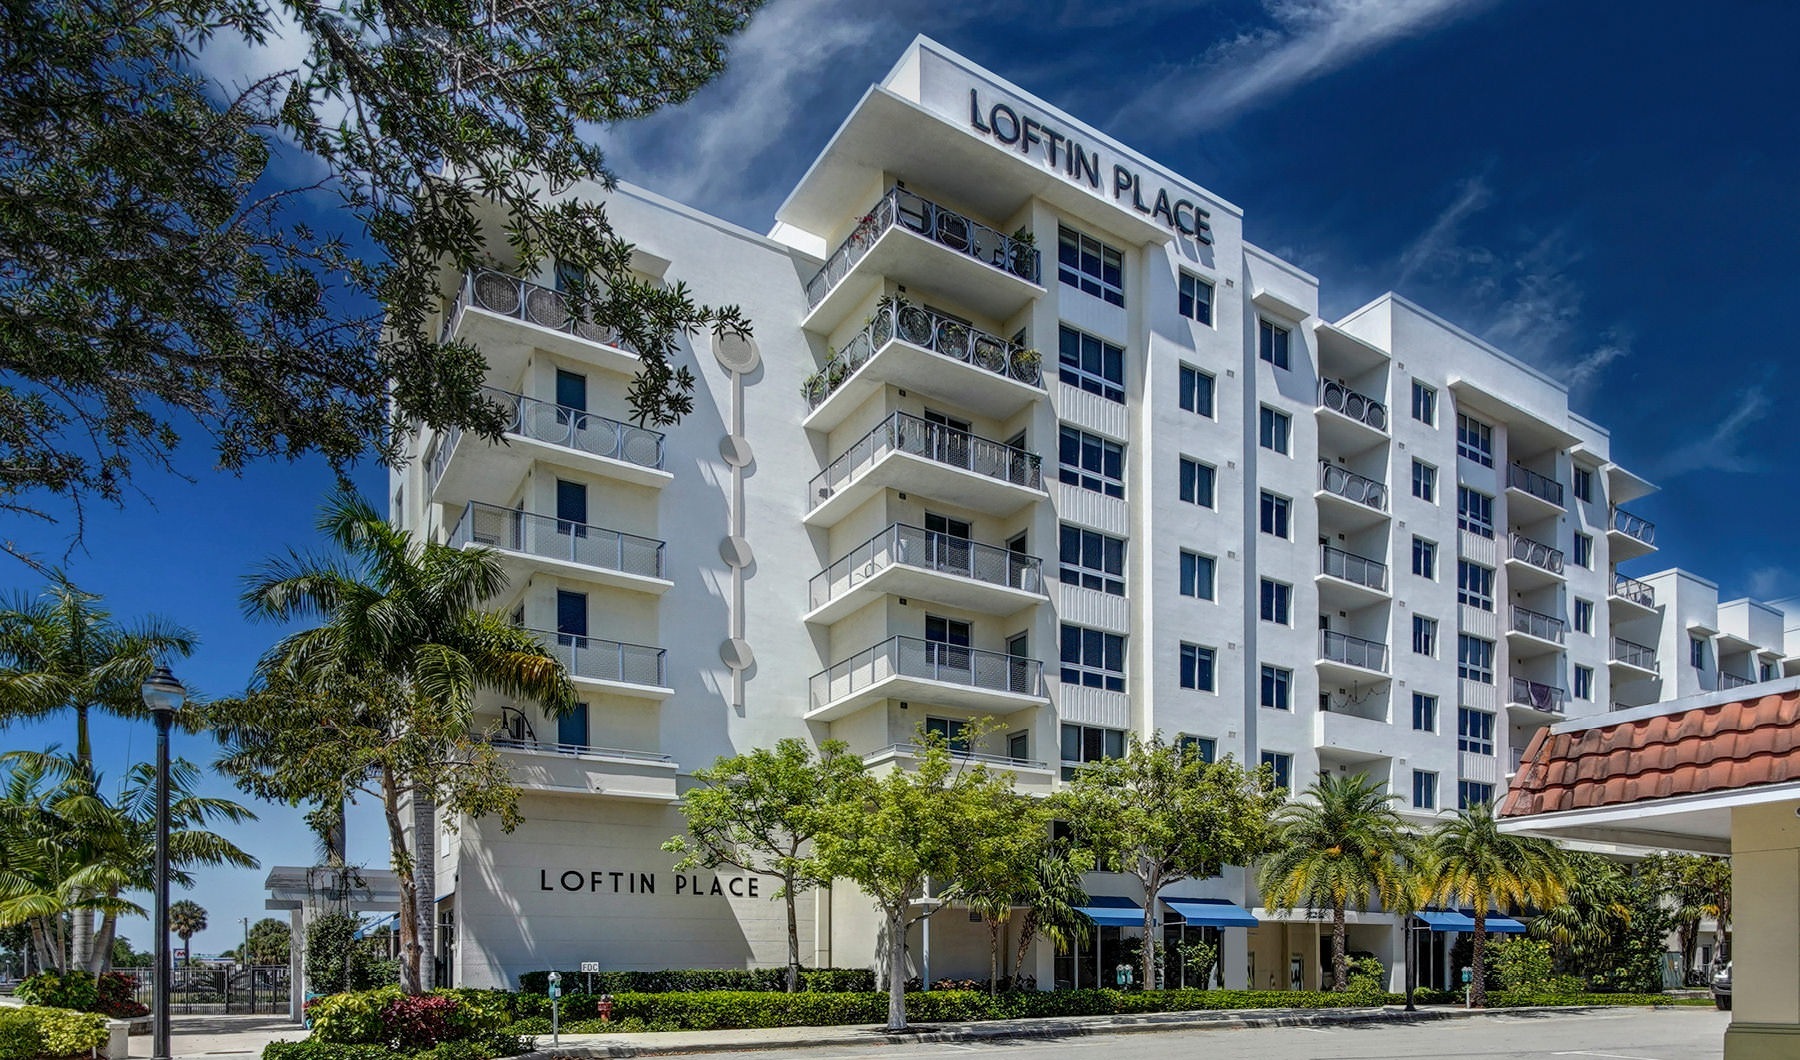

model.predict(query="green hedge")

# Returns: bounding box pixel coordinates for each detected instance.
[515,967,874,996]
[0,1005,109,1060]
[1492,991,1704,1007]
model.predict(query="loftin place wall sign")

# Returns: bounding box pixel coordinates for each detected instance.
[966,88,1212,245]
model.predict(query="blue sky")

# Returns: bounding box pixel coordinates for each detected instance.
[4,0,1798,959]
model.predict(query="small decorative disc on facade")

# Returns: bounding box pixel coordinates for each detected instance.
[719,435,753,467]
[720,638,754,671]
[714,333,760,374]
[719,535,754,568]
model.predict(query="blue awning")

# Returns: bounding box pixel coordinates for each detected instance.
[352,912,398,939]
[1161,897,1258,928]
[1076,895,1145,927]
[1415,909,1528,934]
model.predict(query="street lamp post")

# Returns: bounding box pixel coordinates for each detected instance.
[142,665,186,1060]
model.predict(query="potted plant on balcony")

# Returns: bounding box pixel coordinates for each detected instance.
[1009,346,1042,385]
[1009,226,1038,280]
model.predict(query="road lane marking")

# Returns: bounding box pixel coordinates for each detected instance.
[1552,1051,1669,1060]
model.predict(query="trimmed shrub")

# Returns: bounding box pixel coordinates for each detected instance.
[95,972,150,1018]
[516,967,875,996]
[17,970,99,1012]
[306,988,512,1051]
[1491,991,1688,1008]
[308,988,399,1045]
[383,994,460,1049]
[0,1006,109,1058]
[0,1011,46,1060]
[265,1041,396,1060]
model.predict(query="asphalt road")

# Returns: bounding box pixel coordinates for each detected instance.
[682,1008,1728,1060]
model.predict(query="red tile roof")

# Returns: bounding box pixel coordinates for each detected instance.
[1499,689,1800,817]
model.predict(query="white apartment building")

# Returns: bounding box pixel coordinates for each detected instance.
[389,36,1797,994]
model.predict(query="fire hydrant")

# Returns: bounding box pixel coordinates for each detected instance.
[597,994,615,1022]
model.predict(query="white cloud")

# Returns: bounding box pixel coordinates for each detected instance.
[1746,566,1796,601]
[1654,386,1773,479]
[1395,176,1491,287]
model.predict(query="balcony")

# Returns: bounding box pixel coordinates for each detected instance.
[862,743,1055,795]
[1609,572,1657,615]
[487,735,678,802]
[1315,380,1389,452]
[1610,636,1659,679]
[1609,506,1657,560]
[448,502,670,596]
[801,299,1044,431]
[427,387,670,506]
[1507,676,1568,719]
[1318,629,1389,683]
[1316,544,1389,609]
[439,268,643,382]
[805,411,1045,526]
[1507,605,1566,654]
[806,524,1045,626]
[529,629,672,701]
[1506,532,1565,587]
[807,636,1047,722]
[1506,463,1565,519]
[1313,708,1399,759]
[1315,461,1389,529]
[802,187,1043,336]
[1718,671,1757,691]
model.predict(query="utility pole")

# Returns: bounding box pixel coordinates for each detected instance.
[242,918,251,968]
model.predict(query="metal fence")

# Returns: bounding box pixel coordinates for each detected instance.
[805,186,1041,307]
[1506,462,1565,507]
[1509,676,1568,714]
[810,636,1043,708]
[129,965,290,1014]
[802,299,1041,409]
[441,267,637,352]
[1611,572,1656,608]
[1611,636,1658,671]
[1320,630,1389,673]
[530,629,666,688]
[448,502,664,579]
[1611,506,1656,545]
[1317,380,1387,430]
[1319,544,1388,591]
[1510,605,1567,642]
[809,524,1042,610]
[808,411,1042,508]
[1509,532,1565,574]
[1317,461,1388,510]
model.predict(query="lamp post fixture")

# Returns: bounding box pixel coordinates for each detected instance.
[142,664,186,1060]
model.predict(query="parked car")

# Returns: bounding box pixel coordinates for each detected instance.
[1712,961,1732,1010]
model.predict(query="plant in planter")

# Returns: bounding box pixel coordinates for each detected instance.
[1009,347,1042,383]
[1009,227,1039,279]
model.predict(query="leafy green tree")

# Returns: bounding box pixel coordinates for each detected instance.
[1057,733,1283,991]
[1260,772,1411,991]
[954,782,1061,994]
[109,936,150,969]
[229,918,291,966]
[1420,802,1568,1006]
[304,911,390,994]
[1646,853,1731,974]
[663,738,862,993]
[168,900,207,966]
[0,0,760,549]
[1531,849,1633,982]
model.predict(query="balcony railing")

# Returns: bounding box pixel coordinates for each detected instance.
[1317,461,1388,511]
[1509,676,1568,714]
[1611,637,1658,672]
[809,524,1042,611]
[530,629,666,688]
[864,742,1048,772]
[805,186,1041,308]
[1509,532,1565,574]
[1506,463,1565,508]
[1316,380,1388,431]
[810,635,1043,708]
[808,411,1042,508]
[448,502,664,580]
[1718,672,1756,690]
[1319,544,1389,592]
[1611,572,1656,608]
[801,299,1042,409]
[1611,506,1656,546]
[441,267,637,352]
[1510,605,1567,643]
[1320,630,1389,673]
[428,388,666,491]
[487,734,674,764]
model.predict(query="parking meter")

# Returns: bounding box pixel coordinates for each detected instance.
[547,971,562,1045]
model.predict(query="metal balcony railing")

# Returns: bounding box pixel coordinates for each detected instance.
[1317,461,1388,511]
[1509,532,1565,574]
[448,502,664,579]
[1320,630,1389,673]
[1510,605,1567,643]
[1611,506,1656,546]
[441,267,637,352]
[805,187,1041,307]
[809,635,1044,708]
[1718,672,1756,690]
[1506,463,1565,508]
[529,629,666,688]
[1509,676,1568,714]
[864,742,1048,772]
[1611,572,1656,608]
[1319,544,1389,592]
[809,524,1043,611]
[427,388,666,491]
[1611,637,1658,672]
[801,299,1042,409]
[487,734,673,764]
[1316,380,1388,431]
[808,411,1042,509]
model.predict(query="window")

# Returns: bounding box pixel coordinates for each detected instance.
[1260,751,1293,792]
[1690,636,1706,669]
[1458,635,1495,684]
[1179,456,1215,507]
[1457,707,1495,755]
[1178,364,1214,416]
[1412,770,1438,810]
[1413,615,1438,657]
[1764,662,1780,682]
[1412,536,1437,580]
[1177,733,1217,764]
[1058,325,1125,403]
[1575,665,1594,701]
[1059,426,1125,498]
[1259,579,1291,625]
[1412,459,1437,502]
[1259,406,1291,454]
[558,702,589,747]
[1573,533,1593,569]
[1456,413,1494,467]
[1412,381,1437,425]
[1178,272,1214,325]
[1258,319,1290,369]
[1180,551,1216,601]
[1180,644,1216,692]
[555,368,587,411]
[1412,692,1438,733]
[1057,226,1125,307]
[1260,665,1292,711]
[1060,723,1126,780]
[1573,467,1593,503]
[1259,491,1290,539]
[1458,781,1495,810]
[1574,598,1594,634]
[1060,525,1125,596]
[1457,561,1495,611]
[1061,624,1125,692]
[925,717,970,751]
[1457,487,1495,539]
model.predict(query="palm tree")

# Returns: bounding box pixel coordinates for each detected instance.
[1420,801,1568,1006]
[1009,847,1093,988]
[1259,772,1411,991]
[242,489,573,993]
[169,900,206,966]
[1532,850,1632,978]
